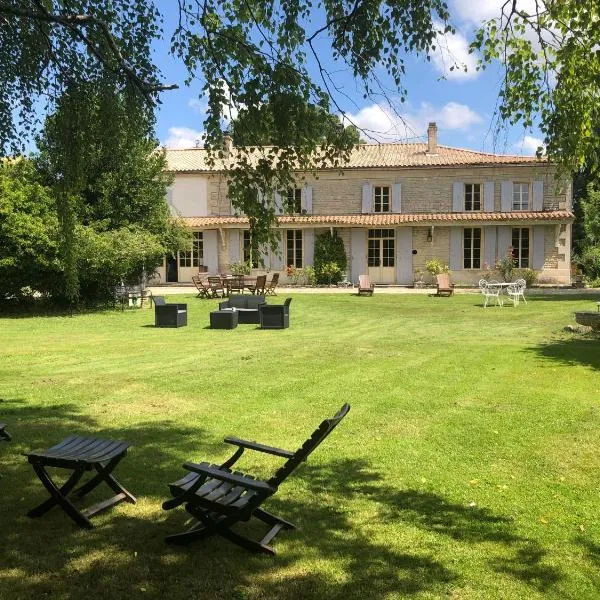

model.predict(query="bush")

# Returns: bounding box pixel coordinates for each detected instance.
[579,246,600,280]
[314,231,347,284]
[319,261,342,285]
[425,259,449,278]
[303,265,316,286]
[514,268,538,287]
[230,261,252,275]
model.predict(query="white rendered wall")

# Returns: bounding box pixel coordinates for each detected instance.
[167,174,208,217]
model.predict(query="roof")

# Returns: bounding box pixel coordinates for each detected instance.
[180,210,573,228]
[165,143,546,173]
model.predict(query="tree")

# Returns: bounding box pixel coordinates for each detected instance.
[35,80,189,304]
[473,2,600,175]
[0,159,61,300]
[581,185,600,247]
[0,0,175,155]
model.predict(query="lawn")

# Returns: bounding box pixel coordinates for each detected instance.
[0,292,599,600]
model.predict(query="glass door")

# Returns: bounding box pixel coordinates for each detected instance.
[367,229,395,283]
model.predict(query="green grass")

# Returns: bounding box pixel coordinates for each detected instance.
[0,293,599,600]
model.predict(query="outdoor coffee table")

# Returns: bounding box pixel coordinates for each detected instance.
[210,309,239,329]
[26,435,136,529]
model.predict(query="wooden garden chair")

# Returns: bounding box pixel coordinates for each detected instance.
[162,403,350,555]
[435,273,454,297]
[358,274,374,296]
[264,272,279,296]
[247,274,267,295]
[192,275,211,299]
[207,276,225,298]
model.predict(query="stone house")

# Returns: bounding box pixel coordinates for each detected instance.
[156,123,572,286]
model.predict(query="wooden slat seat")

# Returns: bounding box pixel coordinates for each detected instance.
[163,404,350,554]
[26,435,136,529]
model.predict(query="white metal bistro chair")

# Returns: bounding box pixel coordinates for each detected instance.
[506,283,520,306]
[479,279,503,308]
[514,278,527,304]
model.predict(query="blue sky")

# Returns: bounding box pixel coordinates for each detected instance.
[153,0,543,155]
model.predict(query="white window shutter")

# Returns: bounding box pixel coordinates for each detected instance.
[269,233,284,270]
[303,228,315,266]
[484,181,495,212]
[228,230,241,264]
[532,226,545,269]
[203,230,219,274]
[501,181,513,212]
[302,186,313,214]
[449,228,463,270]
[351,229,367,282]
[395,228,412,283]
[361,182,372,213]
[497,226,512,258]
[483,226,497,266]
[274,190,283,215]
[452,182,464,212]
[532,181,544,211]
[392,183,402,213]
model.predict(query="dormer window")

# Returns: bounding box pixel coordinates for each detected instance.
[464,183,481,211]
[373,186,391,213]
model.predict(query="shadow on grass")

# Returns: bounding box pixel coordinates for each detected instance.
[0,408,563,599]
[528,335,600,371]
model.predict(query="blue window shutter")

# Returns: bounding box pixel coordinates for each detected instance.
[501,181,513,212]
[484,226,496,267]
[532,226,545,269]
[303,228,315,266]
[484,181,495,212]
[228,230,240,265]
[392,183,402,213]
[532,180,544,211]
[449,228,463,270]
[361,183,372,213]
[270,232,284,270]
[452,182,464,212]
[497,226,512,259]
[302,186,313,214]
[351,229,367,282]
[203,230,219,274]
[395,228,412,283]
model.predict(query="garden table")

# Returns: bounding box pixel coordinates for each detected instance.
[485,282,512,306]
[26,435,136,529]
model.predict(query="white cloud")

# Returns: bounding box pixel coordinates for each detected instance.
[513,135,545,155]
[164,127,205,149]
[430,22,480,81]
[188,97,208,115]
[345,101,482,142]
[452,0,541,26]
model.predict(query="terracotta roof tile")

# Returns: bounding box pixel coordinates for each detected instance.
[181,211,573,228]
[166,143,544,172]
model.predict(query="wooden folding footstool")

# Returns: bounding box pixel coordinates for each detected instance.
[26,435,136,529]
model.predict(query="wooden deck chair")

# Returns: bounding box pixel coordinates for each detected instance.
[264,272,279,296]
[192,275,211,299]
[162,403,350,555]
[358,274,374,296]
[435,273,454,297]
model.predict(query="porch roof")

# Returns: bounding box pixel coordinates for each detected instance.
[180,210,573,228]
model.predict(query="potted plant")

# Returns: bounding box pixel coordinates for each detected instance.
[413,268,425,288]
[424,259,449,285]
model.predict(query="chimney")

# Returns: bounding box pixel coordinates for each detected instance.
[427,122,438,154]
[223,134,233,156]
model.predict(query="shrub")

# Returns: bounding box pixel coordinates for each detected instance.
[514,268,538,287]
[302,265,316,286]
[495,249,517,282]
[230,261,252,275]
[579,246,600,280]
[319,261,342,285]
[425,259,449,278]
[314,231,347,284]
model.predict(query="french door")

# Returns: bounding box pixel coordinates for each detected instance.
[367,229,395,283]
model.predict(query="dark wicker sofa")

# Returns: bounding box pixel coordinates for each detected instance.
[219,294,266,324]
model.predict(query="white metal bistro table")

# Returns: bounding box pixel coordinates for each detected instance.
[486,282,514,306]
